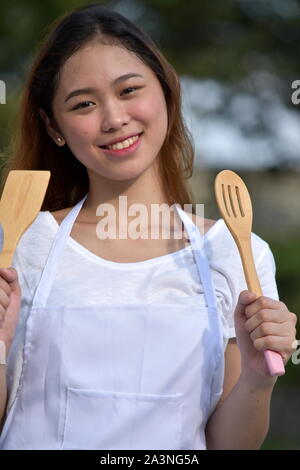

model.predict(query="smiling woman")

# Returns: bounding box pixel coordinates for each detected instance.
[0,1,296,452]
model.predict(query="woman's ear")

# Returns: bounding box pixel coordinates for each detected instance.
[39,108,65,146]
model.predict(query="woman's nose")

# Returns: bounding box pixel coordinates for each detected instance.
[101,99,130,132]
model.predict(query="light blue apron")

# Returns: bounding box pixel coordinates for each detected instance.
[0,195,224,450]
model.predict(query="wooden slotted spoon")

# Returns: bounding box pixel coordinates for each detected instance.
[214,169,285,377]
[0,170,51,268]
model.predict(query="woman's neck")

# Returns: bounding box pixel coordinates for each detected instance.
[82,165,170,222]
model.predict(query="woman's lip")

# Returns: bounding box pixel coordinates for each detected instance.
[99,133,142,157]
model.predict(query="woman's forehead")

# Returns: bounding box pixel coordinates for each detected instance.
[55,42,151,97]
[61,42,146,77]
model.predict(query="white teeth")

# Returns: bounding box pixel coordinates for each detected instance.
[106,134,139,150]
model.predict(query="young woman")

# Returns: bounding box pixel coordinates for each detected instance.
[0,3,297,450]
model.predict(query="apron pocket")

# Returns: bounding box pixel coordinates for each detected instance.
[62,387,183,450]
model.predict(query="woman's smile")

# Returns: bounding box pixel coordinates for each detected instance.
[99,132,143,158]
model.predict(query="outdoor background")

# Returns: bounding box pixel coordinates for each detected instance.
[0,0,299,449]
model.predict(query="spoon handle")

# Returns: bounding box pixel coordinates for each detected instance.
[238,237,285,377]
[235,236,263,297]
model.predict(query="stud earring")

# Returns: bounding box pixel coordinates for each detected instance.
[57,137,63,143]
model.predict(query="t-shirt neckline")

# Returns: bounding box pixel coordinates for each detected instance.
[45,211,224,268]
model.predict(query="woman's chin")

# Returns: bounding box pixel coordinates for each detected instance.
[88,167,143,183]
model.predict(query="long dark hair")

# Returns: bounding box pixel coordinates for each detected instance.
[0,2,196,211]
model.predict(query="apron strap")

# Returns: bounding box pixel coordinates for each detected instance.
[32,194,88,309]
[174,204,219,311]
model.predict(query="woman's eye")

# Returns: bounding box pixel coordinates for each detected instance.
[73,101,95,110]
[121,86,140,96]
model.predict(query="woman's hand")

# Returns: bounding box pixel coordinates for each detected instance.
[234,290,298,384]
[0,268,22,354]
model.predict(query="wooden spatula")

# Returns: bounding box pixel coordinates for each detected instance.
[0,170,51,268]
[214,169,285,377]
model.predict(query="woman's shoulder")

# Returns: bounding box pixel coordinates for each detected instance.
[13,209,58,267]
[190,212,270,266]
[11,210,57,292]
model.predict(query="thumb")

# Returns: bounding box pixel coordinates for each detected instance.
[234,290,257,320]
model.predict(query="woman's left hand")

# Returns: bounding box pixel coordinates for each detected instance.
[234,291,298,381]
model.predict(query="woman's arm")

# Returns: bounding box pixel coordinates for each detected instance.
[205,339,276,450]
[205,290,297,450]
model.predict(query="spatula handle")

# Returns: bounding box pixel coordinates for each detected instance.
[237,237,285,377]
[0,170,51,269]
[0,248,14,268]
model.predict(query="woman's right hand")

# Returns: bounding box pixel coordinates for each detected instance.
[0,268,22,355]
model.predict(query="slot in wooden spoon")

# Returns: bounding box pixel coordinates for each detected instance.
[0,170,51,268]
[214,169,285,377]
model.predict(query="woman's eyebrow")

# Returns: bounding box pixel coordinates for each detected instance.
[64,73,144,103]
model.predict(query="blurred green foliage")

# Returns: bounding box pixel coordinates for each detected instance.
[142,0,300,86]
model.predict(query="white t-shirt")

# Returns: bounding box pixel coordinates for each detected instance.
[6,210,279,413]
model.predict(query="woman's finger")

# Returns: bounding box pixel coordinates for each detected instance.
[245,296,288,319]
[253,335,297,364]
[249,321,296,342]
[244,308,288,333]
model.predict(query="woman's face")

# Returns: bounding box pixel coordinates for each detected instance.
[46,40,168,182]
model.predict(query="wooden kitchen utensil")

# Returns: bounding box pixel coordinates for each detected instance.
[214,169,285,377]
[0,170,51,268]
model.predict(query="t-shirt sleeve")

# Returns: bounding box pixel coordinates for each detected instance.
[222,241,279,342]
[207,223,280,347]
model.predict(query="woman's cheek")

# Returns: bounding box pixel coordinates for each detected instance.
[144,92,168,130]
[141,98,162,122]
[66,119,97,144]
